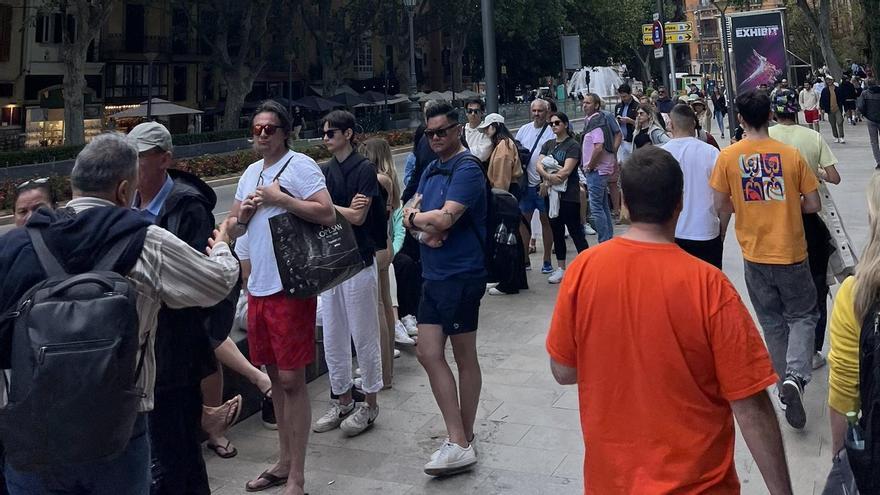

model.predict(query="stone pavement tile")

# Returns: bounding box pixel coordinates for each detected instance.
[371,408,437,434]
[471,468,583,495]
[480,382,563,407]
[479,366,535,386]
[304,443,389,477]
[471,441,568,475]
[552,390,579,410]
[495,353,552,373]
[363,453,492,493]
[516,425,585,455]
[205,453,281,488]
[488,401,581,430]
[302,470,412,495]
[552,453,584,479]
[397,391,502,419]
[417,416,533,447]
[383,369,432,394]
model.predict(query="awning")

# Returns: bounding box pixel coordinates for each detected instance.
[291,95,339,112]
[108,98,203,119]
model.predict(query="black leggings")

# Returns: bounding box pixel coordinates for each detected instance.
[549,200,589,262]
[803,213,832,352]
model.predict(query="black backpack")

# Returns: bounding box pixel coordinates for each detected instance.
[847,303,880,494]
[0,229,145,471]
[514,124,548,178]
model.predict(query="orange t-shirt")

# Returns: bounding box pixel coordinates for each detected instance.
[709,137,819,264]
[546,238,777,495]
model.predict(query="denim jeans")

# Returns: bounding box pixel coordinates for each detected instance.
[868,120,880,167]
[6,414,151,495]
[714,111,725,135]
[586,171,613,243]
[743,259,818,385]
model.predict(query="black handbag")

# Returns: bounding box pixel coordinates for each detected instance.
[266,157,364,298]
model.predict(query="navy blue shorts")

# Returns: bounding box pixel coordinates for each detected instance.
[418,278,486,335]
[518,185,547,214]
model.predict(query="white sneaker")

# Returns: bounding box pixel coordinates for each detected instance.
[840,138,846,144]
[487,287,510,296]
[424,441,477,476]
[583,224,597,235]
[548,267,565,284]
[353,377,363,390]
[835,137,840,143]
[812,351,827,370]
[394,349,401,359]
[340,403,378,436]
[401,315,419,336]
[313,400,355,433]
[395,321,416,345]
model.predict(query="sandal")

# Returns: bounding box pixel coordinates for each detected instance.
[245,470,288,492]
[202,394,242,439]
[206,439,238,459]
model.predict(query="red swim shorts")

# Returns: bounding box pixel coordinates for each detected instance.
[804,109,820,123]
[247,292,317,370]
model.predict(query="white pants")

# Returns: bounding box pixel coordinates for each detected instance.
[617,141,633,166]
[388,262,398,308]
[322,262,383,395]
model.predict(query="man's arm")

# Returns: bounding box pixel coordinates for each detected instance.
[256,182,337,226]
[821,165,841,185]
[550,358,577,385]
[801,190,821,214]
[612,129,623,153]
[406,200,467,235]
[335,194,371,226]
[585,142,604,171]
[713,190,734,216]
[731,391,793,495]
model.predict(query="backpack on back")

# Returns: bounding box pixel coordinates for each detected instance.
[847,303,880,493]
[0,229,145,471]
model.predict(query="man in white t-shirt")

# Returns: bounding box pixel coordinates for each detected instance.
[463,98,493,162]
[661,103,727,268]
[515,98,556,273]
[228,100,336,495]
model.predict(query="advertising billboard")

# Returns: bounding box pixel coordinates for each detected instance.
[730,11,787,92]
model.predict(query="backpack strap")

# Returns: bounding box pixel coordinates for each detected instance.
[27,228,68,278]
[94,234,138,272]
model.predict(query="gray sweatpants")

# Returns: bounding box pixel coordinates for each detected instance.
[743,259,818,386]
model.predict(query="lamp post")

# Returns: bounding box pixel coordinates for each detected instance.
[402,0,421,128]
[481,0,498,113]
[712,0,737,136]
[145,52,158,121]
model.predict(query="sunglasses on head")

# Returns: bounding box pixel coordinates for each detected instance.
[549,120,564,127]
[424,123,459,139]
[322,128,344,139]
[252,124,279,136]
[466,108,483,115]
[17,177,50,190]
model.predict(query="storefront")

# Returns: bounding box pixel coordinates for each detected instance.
[23,85,102,147]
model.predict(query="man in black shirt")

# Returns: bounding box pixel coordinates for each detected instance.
[312,110,385,438]
[614,84,639,166]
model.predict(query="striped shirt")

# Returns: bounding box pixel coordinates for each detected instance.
[67,198,240,411]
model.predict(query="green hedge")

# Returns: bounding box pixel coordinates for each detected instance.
[0,145,85,168]
[171,129,250,146]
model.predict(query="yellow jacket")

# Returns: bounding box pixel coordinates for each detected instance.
[828,276,861,414]
[486,138,521,192]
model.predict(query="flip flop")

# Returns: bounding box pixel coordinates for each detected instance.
[245,471,288,492]
[202,395,243,438]
[206,439,238,459]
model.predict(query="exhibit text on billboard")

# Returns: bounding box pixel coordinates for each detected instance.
[730,10,787,93]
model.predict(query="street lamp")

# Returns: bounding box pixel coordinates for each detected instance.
[711,0,737,136]
[402,0,421,128]
[145,52,159,121]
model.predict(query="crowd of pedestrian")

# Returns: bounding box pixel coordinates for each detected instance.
[2,68,880,494]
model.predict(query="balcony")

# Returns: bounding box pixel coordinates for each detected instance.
[101,34,171,59]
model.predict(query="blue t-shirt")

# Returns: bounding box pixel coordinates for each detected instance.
[416,151,487,281]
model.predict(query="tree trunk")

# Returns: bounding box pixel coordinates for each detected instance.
[450,36,465,92]
[395,11,412,93]
[796,0,843,78]
[631,47,651,87]
[221,70,252,130]
[864,0,880,78]
[62,44,86,145]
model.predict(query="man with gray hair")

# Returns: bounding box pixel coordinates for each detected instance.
[0,133,241,494]
[515,98,556,272]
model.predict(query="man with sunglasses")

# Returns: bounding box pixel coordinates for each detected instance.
[228,100,335,495]
[13,178,55,227]
[656,86,675,114]
[463,98,492,163]
[403,101,486,476]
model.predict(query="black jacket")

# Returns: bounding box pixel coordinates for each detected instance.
[402,133,438,204]
[153,170,229,391]
[858,85,880,124]
[820,85,844,113]
[656,96,675,114]
[614,99,639,143]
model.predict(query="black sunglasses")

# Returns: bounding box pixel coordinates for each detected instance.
[17,177,50,190]
[424,123,459,139]
[466,109,483,115]
[322,128,344,139]
[549,120,564,127]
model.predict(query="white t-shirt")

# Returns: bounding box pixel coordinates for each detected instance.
[234,150,326,296]
[464,124,493,162]
[515,122,554,186]
[661,137,721,241]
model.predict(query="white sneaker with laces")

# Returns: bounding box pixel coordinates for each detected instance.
[487,287,509,296]
[395,321,416,345]
[313,400,355,433]
[424,441,477,476]
[812,351,826,370]
[583,224,597,236]
[394,349,401,359]
[401,315,419,336]
[840,138,846,144]
[340,403,378,436]
[548,267,565,284]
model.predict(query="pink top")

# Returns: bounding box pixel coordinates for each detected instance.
[581,113,616,176]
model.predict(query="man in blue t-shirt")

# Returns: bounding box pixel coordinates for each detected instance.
[403,101,486,477]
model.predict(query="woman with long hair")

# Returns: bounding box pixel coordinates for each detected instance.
[536,111,589,285]
[711,87,728,138]
[482,113,528,295]
[633,103,670,149]
[359,137,409,388]
[825,172,880,491]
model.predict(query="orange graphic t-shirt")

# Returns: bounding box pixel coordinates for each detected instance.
[546,238,777,494]
[709,137,819,264]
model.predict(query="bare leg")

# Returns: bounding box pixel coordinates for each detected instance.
[214,337,271,393]
[416,325,467,446]
[450,332,481,442]
[201,366,234,451]
[539,211,553,264]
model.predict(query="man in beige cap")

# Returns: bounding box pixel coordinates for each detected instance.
[128,121,241,495]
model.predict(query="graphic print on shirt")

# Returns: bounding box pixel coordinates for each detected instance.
[739,152,785,202]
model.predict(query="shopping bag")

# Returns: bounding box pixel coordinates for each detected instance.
[269,211,364,299]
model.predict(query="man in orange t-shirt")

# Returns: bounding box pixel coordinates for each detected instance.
[709,90,821,431]
[546,146,792,495]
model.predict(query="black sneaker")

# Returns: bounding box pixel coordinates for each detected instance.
[780,376,806,429]
[262,394,277,430]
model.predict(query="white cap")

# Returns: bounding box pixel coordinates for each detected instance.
[477,113,505,129]
[128,122,172,153]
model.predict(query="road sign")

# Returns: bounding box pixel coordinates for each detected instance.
[652,12,659,21]
[665,21,693,33]
[666,32,693,43]
[651,20,664,49]
[642,24,652,34]
[642,34,653,45]
[654,48,664,59]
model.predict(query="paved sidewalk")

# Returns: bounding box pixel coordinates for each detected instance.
[206,122,878,494]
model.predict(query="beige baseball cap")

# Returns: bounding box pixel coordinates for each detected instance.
[128,122,173,153]
[477,113,505,129]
